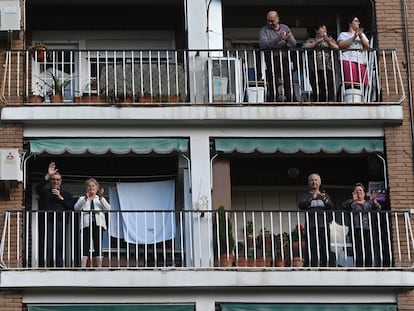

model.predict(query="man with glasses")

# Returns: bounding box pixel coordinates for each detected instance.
[36,162,74,267]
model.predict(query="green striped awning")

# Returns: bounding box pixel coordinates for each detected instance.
[29,304,194,311]
[221,303,396,311]
[214,138,384,154]
[29,138,189,155]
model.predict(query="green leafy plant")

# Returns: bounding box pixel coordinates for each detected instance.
[216,205,235,254]
[291,224,305,242]
[43,71,71,96]
[245,221,254,236]
[275,232,289,259]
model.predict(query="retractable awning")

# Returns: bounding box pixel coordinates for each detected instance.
[221,304,396,311]
[28,305,194,311]
[29,138,189,155]
[213,138,384,154]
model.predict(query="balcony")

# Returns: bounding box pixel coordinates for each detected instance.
[0,48,405,106]
[1,209,413,271]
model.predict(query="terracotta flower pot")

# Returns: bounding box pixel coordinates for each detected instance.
[31,46,46,61]
[49,94,63,103]
[274,258,288,267]
[219,254,235,267]
[292,257,305,267]
[27,95,44,103]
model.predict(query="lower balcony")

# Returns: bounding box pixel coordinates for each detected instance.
[1,209,413,271]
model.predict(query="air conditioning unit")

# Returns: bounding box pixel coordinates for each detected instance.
[207,56,243,103]
[0,148,22,181]
[0,0,20,31]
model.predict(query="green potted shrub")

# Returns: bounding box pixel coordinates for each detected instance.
[43,71,71,103]
[215,205,235,267]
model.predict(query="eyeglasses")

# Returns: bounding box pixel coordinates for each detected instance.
[51,178,61,181]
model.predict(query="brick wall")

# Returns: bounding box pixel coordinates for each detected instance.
[377,0,414,308]
[0,291,23,311]
[0,124,24,306]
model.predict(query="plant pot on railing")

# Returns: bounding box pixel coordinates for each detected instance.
[27,95,45,103]
[215,205,236,267]
[220,254,235,267]
[30,43,47,62]
[49,94,63,103]
[291,256,305,267]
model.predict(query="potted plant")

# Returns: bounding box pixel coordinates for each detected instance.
[160,94,180,103]
[274,232,289,267]
[215,205,235,267]
[290,224,306,267]
[138,93,154,103]
[29,43,48,62]
[43,71,71,103]
[118,91,134,103]
[27,82,45,103]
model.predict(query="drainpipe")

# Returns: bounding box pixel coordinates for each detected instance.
[401,0,414,144]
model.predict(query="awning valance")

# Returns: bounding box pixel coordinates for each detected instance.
[222,304,396,311]
[214,138,384,154]
[29,304,194,311]
[29,138,189,155]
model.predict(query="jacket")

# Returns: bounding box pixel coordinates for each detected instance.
[74,196,110,230]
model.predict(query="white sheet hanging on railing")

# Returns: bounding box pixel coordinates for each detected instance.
[108,180,175,244]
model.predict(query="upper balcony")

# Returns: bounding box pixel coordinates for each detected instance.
[0,48,405,127]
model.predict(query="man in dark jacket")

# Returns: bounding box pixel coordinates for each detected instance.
[36,162,74,267]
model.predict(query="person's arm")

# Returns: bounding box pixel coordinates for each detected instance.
[99,196,111,211]
[298,192,311,210]
[74,196,86,210]
[322,193,334,209]
[338,34,355,49]
[35,177,48,196]
[285,28,297,48]
[341,198,353,210]
[302,38,317,49]
[325,37,339,50]
[60,190,74,210]
[359,32,370,49]
[259,27,275,49]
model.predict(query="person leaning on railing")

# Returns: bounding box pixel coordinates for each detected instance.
[337,16,370,88]
[74,178,111,268]
[302,24,339,102]
[259,10,297,102]
[298,173,334,267]
[341,182,381,267]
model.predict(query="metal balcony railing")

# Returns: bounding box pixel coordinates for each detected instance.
[0,209,413,270]
[0,48,405,105]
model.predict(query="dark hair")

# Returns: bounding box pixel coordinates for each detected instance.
[347,16,360,25]
[354,182,366,192]
[313,24,326,32]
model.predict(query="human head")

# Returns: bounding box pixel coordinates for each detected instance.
[314,24,327,36]
[307,173,322,190]
[353,182,366,201]
[85,178,100,197]
[49,172,62,190]
[348,16,361,31]
[266,11,280,30]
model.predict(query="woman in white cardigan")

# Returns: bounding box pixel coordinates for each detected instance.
[74,178,110,267]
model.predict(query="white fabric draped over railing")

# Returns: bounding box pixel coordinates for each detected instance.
[109,180,175,244]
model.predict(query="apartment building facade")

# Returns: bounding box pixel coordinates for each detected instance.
[0,0,413,310]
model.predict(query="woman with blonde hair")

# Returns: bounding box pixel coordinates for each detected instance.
[74,178,110,267]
